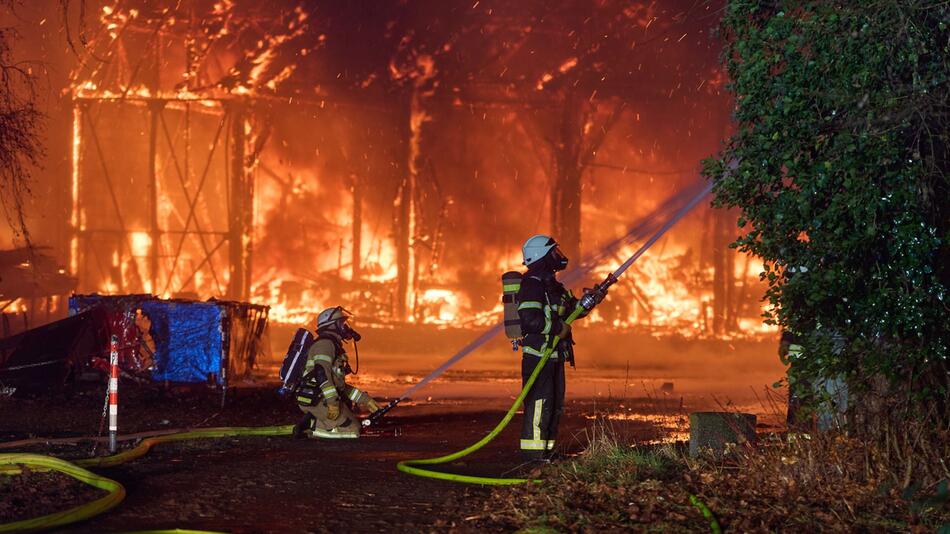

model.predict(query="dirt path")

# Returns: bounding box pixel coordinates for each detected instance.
[2,383,779,532]
[1,390,582,532]
[52,403,633,533]
[57,408,523,533]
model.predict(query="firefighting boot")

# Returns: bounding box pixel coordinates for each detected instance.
[311,427,359,439]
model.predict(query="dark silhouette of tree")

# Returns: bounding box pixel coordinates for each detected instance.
[0,0,43,247]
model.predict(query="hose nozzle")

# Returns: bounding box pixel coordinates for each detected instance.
[362,398,401,427]
[579,273,617,311]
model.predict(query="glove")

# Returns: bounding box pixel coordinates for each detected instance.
[366,397,381,413]
[326,400,340,421]
[558,322,572,339]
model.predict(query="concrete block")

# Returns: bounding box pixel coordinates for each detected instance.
[815,376,849,432]
[689,411,756,458]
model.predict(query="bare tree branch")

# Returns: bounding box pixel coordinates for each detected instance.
[0,19,43,248]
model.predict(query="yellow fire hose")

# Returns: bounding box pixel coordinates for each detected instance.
[73,425,293,469]
[0,426,292,533]
[0,453,125,533]
[396,184,722,527]
[396,305,721,532]
[0,371,720,532]
[0,182,718,531]
[395,307,584,485]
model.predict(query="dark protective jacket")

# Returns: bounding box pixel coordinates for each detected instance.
[516,269,583,359]
[295,331,371,409]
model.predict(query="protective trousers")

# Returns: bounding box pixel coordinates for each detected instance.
[520,355,565,459]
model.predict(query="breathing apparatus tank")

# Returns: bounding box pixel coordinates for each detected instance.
[501,271,523,350]
[278,328,316,394]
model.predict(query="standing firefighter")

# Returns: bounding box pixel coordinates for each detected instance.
[292,307,381,439]
[515,235,594,459]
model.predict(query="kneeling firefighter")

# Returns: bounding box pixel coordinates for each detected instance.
[292,307,381,439]
[511,235,600,460]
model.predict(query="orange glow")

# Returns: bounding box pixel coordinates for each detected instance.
[65,2,772,339]
[131,232,151,257]
[558,57,578,73]
[582,241,777,337]
[417,289,461,324]
[584,412,690,444]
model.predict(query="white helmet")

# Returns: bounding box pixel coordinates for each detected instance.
[522,234,558,266]
[316,306,349,330]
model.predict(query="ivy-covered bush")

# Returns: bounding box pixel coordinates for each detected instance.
[706,1,949,415]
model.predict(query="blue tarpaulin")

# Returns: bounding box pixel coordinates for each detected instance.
[70,296,224,384]
[139,300,223,384]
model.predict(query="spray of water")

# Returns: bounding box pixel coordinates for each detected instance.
[610,181,714,279]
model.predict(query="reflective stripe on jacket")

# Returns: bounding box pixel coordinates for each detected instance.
[297,336,347,405]
[516,273,580,358]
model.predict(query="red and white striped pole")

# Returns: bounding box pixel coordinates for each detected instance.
[109,334,119,453]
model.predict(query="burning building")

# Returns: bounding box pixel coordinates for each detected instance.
[12,0,774,342]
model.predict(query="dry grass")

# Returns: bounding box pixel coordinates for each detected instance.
[478,408,950,533]
[475,418,708,533]
[690,431,948,532]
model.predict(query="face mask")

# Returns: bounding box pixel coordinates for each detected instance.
[552,248,569,272]
[341,322,362,342]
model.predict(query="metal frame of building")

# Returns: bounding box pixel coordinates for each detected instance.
[71,95,255,301]
[68,10,260,302]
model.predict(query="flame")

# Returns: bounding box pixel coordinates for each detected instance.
[536,72,554,90]
[417,289,461,324]
[130,232,151,257]
[70,104,81,275]
[3,300,27,313]
[67,2,774,338]
[79,1,309,102]
[249,161,403,323]
[259,277,332,326]
[584,241,777,337]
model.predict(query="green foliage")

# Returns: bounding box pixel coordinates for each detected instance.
[706,1,950,408]
[563,443,673,485]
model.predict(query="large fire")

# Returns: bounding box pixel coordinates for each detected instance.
[54,0,773,340]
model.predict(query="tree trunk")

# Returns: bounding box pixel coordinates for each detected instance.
[552,90,584,261]
[711,208,735,335]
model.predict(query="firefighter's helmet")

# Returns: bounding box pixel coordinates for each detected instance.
[522,234,558,266]
[317,306,350,330]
